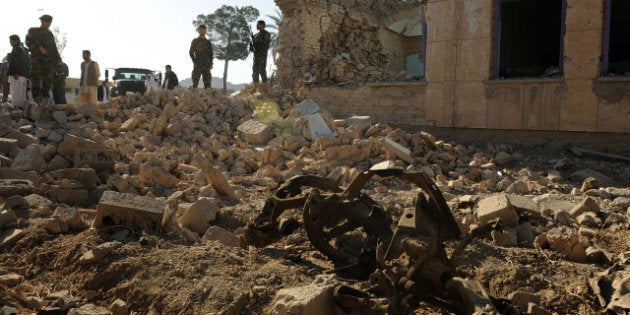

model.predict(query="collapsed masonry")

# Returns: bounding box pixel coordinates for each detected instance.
[274,0,425,86]
[0,85,630,313]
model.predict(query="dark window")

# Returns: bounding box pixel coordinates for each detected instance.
[494,0,565,79]
[604,0,630,76]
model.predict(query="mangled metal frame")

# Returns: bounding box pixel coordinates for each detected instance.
[243,168,496,314]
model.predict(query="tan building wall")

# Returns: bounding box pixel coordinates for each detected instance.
[276,0,630,133]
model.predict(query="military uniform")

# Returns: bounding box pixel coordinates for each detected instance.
[25,26,60,103]
[252,29,271,83]
[53,62,68,104]
[189,37,213,89]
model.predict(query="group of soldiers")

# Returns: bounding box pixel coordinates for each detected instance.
[1,14,67,107]
[2,15,272,106]
[189,20,271,89]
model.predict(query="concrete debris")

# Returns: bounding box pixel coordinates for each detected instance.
[475,193,519,226]
[11,144,46,172]
[78,241,122,265]
[109,299,129,315]
[93,191,165,230]
[382,137,414,164]
[178,198,218,235]
[273,274,341,315]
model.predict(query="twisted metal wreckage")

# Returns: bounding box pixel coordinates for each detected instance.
[243,168,503,314]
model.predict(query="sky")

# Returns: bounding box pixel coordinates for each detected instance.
[0,0,279,84]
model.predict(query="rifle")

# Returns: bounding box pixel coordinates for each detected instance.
[249,31,255,53]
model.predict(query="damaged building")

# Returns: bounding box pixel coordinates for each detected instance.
[274,0,630,133]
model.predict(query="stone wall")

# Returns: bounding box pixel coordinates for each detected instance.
[275,0,423,86]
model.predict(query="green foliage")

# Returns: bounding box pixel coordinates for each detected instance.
[193,5,260,62]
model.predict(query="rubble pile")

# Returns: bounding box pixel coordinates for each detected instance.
[275,0,420,86]
[0,87,629,314]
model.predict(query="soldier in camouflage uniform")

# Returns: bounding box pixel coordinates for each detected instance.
[25,14,60,105]
[189,25,213,89]
[252,20,271,83]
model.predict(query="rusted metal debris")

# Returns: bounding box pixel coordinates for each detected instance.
[242,168,499,314]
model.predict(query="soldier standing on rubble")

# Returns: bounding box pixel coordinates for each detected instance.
[189,25,213,89]
[251,20,271,84]
[25,14,60,106]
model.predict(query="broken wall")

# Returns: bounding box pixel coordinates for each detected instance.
[275,0,423,86]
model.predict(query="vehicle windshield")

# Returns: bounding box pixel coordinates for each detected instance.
[114,69,152,80]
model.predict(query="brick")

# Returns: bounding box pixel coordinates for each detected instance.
[475,193,519,226]
[382,137,414,164]
[52,168,99,189]
[106,174,139,195]
[93,191,165,230]
[48,186,90,207]
[237,119,273,145]
[58,134,101,157]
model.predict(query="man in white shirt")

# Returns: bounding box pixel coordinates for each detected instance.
[79,50,100,104]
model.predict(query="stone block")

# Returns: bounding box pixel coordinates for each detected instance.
[491,229,517,247]
[48,186,90,207]
[273,275,341,315]
[0,138,19,158]
[106,174,139,195]
[93,191,165,231]
[202,225,239,247]
[569,196,601,218]
[345,115,371,138]
[237,119,272,145]
[382,137,414,164]
[178,198,218,235]
[74,148,115,171]
[11,144,46,172]
[44,216,69,234]
[52,168,99,189]
[138,164,179,188]
[0,179,35,197]
[58,134,100,157]
[475,193,519,226]
[505,194,539,217]
[53,207,86,230]
[200,166,238,200]
[52,111,67,123]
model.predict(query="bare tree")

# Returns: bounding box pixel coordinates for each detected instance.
[52,26,67,58]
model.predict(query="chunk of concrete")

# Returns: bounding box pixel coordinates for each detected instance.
[202,225,239,247]
[52,111,67,123]
[178,198,218,235]
[370,160,398,171]
[52,168,99,190]
[93,191,165,231]
[199,166,238,201]
[237,119,272,145]
[44,216,69,234]
[273,275,341,315]
[11,144,46,172]
[506,194,539,217]
[106,174,139,195]
[475,194,519,226]
[345,116,371,138]
[382,137,414,164]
